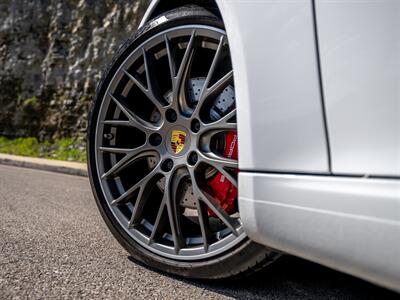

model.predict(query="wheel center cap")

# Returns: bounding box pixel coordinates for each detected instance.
[166,126,190,156]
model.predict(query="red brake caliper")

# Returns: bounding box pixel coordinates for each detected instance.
[207,131,238,216]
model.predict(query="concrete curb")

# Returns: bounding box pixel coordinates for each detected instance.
[0,153,88,177]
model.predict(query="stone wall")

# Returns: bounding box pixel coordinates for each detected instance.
[0,0,149,140]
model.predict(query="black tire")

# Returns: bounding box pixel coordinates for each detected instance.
[87,5,280,279]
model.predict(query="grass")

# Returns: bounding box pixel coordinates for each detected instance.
[0,136,86,163]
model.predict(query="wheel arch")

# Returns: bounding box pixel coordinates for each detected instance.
[139,0,221,29]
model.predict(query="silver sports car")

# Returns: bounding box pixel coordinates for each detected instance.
[87,0,400,292]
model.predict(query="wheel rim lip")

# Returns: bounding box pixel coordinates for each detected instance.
[93,24,246,261]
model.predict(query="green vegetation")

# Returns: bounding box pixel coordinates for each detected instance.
[0,137,86,162]
[17,95,39,108]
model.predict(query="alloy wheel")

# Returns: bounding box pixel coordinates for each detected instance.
[94,25,245,260]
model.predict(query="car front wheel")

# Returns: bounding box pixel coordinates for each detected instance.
[87,5,280,279]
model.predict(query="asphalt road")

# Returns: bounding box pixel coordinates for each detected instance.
[0,164,398,299]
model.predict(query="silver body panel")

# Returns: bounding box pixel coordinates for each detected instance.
[239,172,400,291]
[141,0,400,291]
[316,1,400,176]
[217,0,329,173]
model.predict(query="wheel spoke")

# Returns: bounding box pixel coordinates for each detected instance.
[206,70,234,99]
[202,36,225,96]
[128,173,159,227]
[198,151,238,187]
[111,163,161,206]
[108,93,158,132]
[165,35,177,82]
[194,36,225,116]
[99,146,133,154]
[101,143,156,179]
[202,108,237,132]
[101,120,131,127]
[190,169,239,236]
[194,70,234,118]
[166,30,196,113]
[122,49,166,111]
[196,198,212,251]
[122,69,147,96]
[164,171,186,253]
[149,198,167,243]
[175,31,196,92]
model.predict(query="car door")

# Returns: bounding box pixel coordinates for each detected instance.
[315,0,400,176]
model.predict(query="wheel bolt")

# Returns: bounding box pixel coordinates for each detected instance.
[149,133,162,146]
[166,109,177,123]
[162,159,174,172]
[191,119,200,133]
[188,151,198,166]
[104,133,114,140]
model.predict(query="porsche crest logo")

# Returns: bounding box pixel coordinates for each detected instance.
[171,130,187,154]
